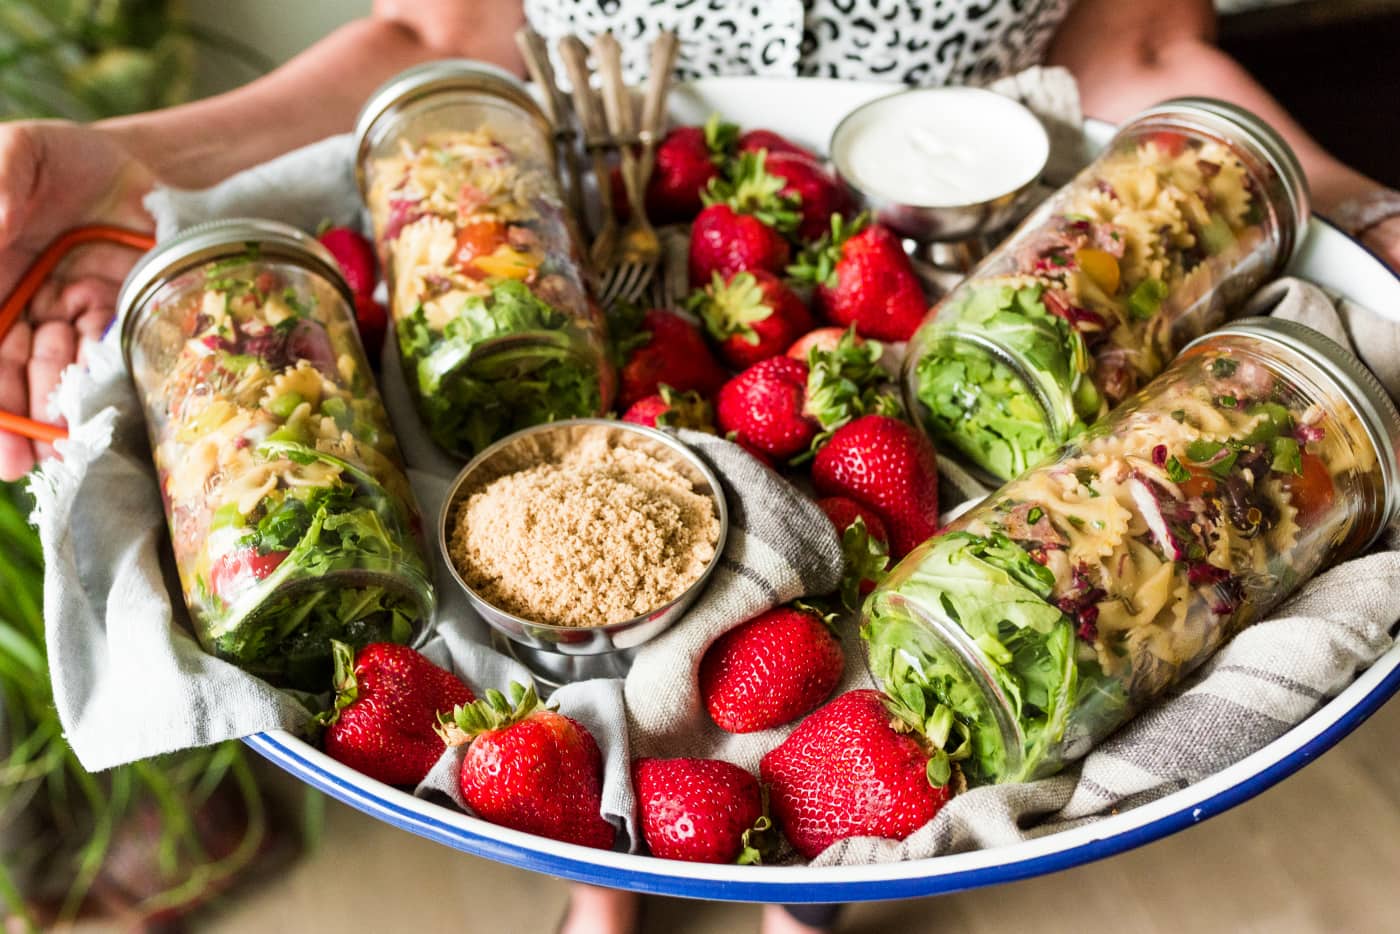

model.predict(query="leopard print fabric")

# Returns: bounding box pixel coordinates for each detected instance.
[524,0,1073,87]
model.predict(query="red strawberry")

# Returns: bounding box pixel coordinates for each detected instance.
[700,605,845,733]
[443,683,614,849]
[618,309,728,410]
[322,641,475,787]
[690,270,813,370]
[622,386,716,432]
[812,414,939,559]
[689,204,792,287]
[646,119,737,223]
[633,758,769,863]
[736,128,819,162]
[689,152,799,286]
[353,294,388,360]
[715,356,818,462]
[760,690,952,859]
[318,226,377,298]
[791,215,928,342]
[787,326,863,362]
[818,496,891,608]
[764,152,854,243]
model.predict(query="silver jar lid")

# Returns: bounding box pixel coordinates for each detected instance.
[352,60,547,182]
[1125,97,1310,273]
[115,218,352,364]
[1190,315,1400,529]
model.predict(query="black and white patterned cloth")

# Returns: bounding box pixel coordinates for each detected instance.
[524,0,1074,88]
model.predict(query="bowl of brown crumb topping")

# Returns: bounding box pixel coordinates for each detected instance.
[439,419,728,684]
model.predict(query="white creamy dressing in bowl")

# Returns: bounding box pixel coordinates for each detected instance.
[831,87,1049,208]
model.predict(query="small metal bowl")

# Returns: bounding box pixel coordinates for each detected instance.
[829,86,1050,245]
[438,419,729,685]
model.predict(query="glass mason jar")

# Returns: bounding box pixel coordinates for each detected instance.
[117,219,435,690]
[354,60,614,459]
[904,97,1310,482]
[865,317,1399,786]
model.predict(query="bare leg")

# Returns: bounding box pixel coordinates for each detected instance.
[761,903,843,934]
[559,883,641,934]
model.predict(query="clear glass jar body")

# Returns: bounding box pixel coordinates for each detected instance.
[126,254,434,689]
[358,81,613,458]
[904,102,1305,482]
[866,327,1391,785]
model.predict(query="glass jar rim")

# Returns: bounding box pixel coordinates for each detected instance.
[114,218,354,368]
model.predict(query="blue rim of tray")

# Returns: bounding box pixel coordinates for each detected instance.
[246,217,1400,902]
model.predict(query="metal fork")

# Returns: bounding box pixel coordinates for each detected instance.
[556,36,618,273]
[594,31,678,308]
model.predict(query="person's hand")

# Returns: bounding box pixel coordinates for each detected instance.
[0,120,154,481]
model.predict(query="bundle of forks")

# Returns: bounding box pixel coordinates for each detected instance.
[515,28,683,311]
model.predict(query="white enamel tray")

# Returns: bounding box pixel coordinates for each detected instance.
[246,77,1400,903]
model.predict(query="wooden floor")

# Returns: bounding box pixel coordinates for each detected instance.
[156,692,1400,933]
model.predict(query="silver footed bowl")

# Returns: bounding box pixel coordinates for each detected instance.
[438,418,729,685]
[828,85,1050,244]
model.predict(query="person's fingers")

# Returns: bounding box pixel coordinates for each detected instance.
[31,277,119,327]
[74,306,112,350]
[27,319,74,464]
[0,319,35,481]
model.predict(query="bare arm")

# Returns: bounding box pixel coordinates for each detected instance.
[99,0,526,189]
[1046,0,1381,215]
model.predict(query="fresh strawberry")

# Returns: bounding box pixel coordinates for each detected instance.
[802,327,903,437]
[622,385,716,432]
[787,326,863,362]
[736,128,819,162]
[689,204,792,287]
[700,605,845,733]
[812,414,940,559]
[790,215,928,342]
[353,294,388,360]
[647,118,738,223]
[318,226,377,298]
[818,496,891,608]
[689,270,813,370]
[442,683,614,849]
[617,308,729,410]
[633,757,769,864]
[322,641,475,787]
[715,356,818,462]
[759,690,952,859]
[689,151,799,286]
[764,152,854,243]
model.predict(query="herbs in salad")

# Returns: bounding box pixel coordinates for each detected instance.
[867,342,1364,784]
[366,128,611,458]
[131,258,433,689]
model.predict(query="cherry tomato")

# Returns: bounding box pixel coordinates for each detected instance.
[454,219,508,267]
[1144,130,1190,157]
[1284,451,1335,526]
[209,548,289,598]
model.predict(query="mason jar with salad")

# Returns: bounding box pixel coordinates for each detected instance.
[904,98,1310,481]
[118,220,435,690]
[354,60,614,459]
[865,317,1400,786]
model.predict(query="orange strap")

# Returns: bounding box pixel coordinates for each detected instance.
[0,225,156,443]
